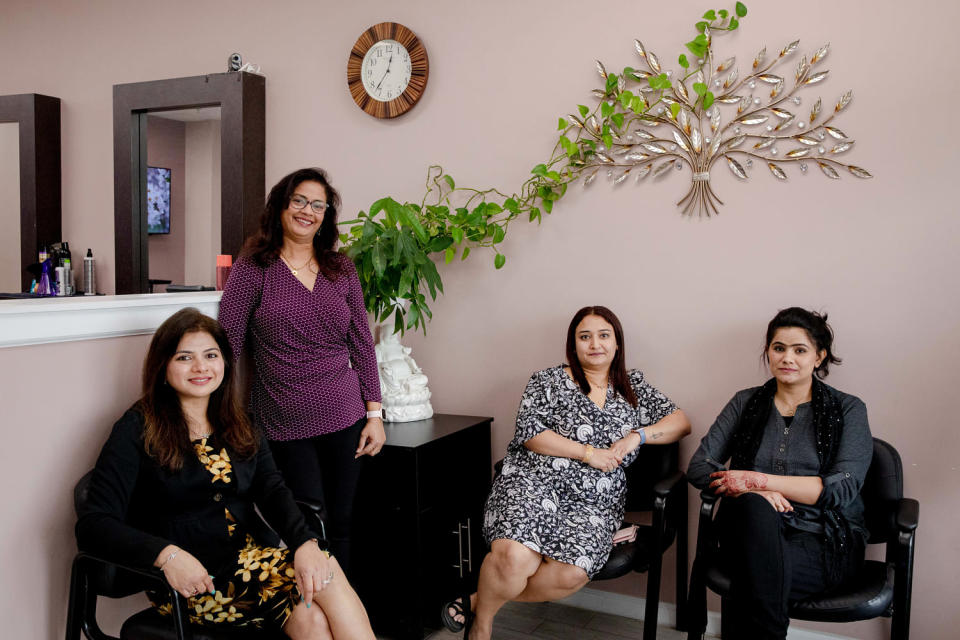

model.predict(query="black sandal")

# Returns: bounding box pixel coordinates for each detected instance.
[440,595,474,634]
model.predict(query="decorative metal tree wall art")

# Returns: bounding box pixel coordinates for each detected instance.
[342,4,873,335]
[560,8,872,216]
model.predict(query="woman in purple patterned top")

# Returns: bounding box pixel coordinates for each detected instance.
[219,168,383,576]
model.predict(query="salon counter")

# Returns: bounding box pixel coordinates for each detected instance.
[0,291,221,348]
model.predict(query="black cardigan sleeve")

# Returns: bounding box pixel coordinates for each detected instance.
[248,435,323,551]
[75,410,172,568]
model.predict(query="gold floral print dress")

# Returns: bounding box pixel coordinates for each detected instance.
[147,437,323,630]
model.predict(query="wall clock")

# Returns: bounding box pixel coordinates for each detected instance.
[347,22,429,119]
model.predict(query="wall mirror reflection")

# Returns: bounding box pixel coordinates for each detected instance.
[0,93,61,296]
[144,107,222,292]
[0,122,20,292]
[113,72,265,295]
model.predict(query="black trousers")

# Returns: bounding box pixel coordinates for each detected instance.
[716,493,864,640]
[269,417,366,578]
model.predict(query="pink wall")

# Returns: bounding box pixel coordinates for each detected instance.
[146,115,186,287]
[1,1,958,637]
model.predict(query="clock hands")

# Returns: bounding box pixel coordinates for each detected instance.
[376,53,394,90]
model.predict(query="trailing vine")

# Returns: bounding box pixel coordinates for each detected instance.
[341,4,820,335]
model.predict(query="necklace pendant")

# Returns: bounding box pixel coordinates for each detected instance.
[291,268,298,276]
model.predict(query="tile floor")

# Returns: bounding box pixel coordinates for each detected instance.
[383,600,712,640]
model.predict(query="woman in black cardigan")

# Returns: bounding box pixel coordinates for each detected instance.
[76,308,374,639]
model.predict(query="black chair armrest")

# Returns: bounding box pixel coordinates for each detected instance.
[896,498,919,533]
[76,552,168,590]
[653,470,686,498]
[296,498,329,542]
[698,488,720,506]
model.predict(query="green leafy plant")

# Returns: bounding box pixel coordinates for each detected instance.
[340,3,869,335]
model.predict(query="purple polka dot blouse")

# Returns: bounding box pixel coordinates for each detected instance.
[218,253,381,441]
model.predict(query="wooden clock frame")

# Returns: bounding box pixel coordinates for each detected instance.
[347,22,429,119]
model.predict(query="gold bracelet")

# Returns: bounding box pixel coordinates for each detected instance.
[581,444,594,463]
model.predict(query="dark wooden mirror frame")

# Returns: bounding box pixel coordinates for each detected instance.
[0,93,62,293]
[113,72,265,294]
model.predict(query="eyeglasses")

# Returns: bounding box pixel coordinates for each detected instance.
[289,194,329,215]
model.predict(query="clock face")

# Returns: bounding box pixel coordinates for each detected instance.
[361,39,412,102]
[347,22,429,118]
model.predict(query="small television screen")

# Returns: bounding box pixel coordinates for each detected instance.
[147,166,172,235]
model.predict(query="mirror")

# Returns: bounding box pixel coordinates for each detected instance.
[0,94,61,293]
[113,72,264,294]
[0,122,20,292]
[145,108,222,291]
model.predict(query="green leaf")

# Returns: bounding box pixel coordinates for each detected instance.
[451,226,463,244]
[369,197,391,217]
[578,104,589,117]
[601,101,614,118]
[602,133,613,148]
[428,236,453,252]
[728,17,739,29]
[735,2,747,17]
[546,170,562,181]
[719,9,728,18]
[693,82,708,95]
[504,197,519,213]
[444,247,454,264]
[492,225,506,244]
[622,66,634,76]
[371,242,386,276]
[558,117,568,130]
[528,207,541,223]
[648,73,672,90]
[605,74,618,93]
[461,246,471,261]
[619,92,631,109]
[494,253,506,269]
[393,308,404,335]
[670,103,682,118]
[702,91,715,109]
[694,34,707,45]
[398,266,414,296]
[486,202,503,214]
[702,9,716,20]
[686,40,707,58]
[531,163,548,177]
[543,198,554,214]
[678,54,689,69]
[443,174,455,190]
[630,96,643,113]
[611,112,624,128]
[695,21,708,33]
[405,302,420,329]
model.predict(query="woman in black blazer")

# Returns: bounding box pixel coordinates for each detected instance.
[76,308,374,639]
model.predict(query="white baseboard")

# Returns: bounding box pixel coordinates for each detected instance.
[557,588,856,640]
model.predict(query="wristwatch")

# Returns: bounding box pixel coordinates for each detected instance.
[366,409,384,419]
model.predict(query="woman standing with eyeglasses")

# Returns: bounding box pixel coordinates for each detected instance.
[219,168,383,578]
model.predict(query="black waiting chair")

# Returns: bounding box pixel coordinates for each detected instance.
[65,471,327,640]
[686,437,918,640]
[486,441,687,640]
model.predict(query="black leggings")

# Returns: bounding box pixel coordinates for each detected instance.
[268,417,366,578]
[716,493,864,640]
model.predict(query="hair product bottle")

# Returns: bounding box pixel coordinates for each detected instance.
[83,249,96,295]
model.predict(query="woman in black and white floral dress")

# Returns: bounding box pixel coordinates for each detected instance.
[443,306,691,639]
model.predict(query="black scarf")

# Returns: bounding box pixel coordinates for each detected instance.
[729,377,851,585]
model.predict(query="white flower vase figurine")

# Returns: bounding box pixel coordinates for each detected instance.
[375,325,433,422]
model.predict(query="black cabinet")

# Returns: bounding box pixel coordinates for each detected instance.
[354,414,492,639]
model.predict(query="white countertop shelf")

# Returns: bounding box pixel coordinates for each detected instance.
[0,292,222,348]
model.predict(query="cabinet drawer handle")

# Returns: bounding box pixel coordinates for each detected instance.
[465,517,473,573]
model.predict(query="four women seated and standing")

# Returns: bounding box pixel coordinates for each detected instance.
[687,307,872,640]
[442,306,691,639]
[73,296,873,639]
[76,308,375,639]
